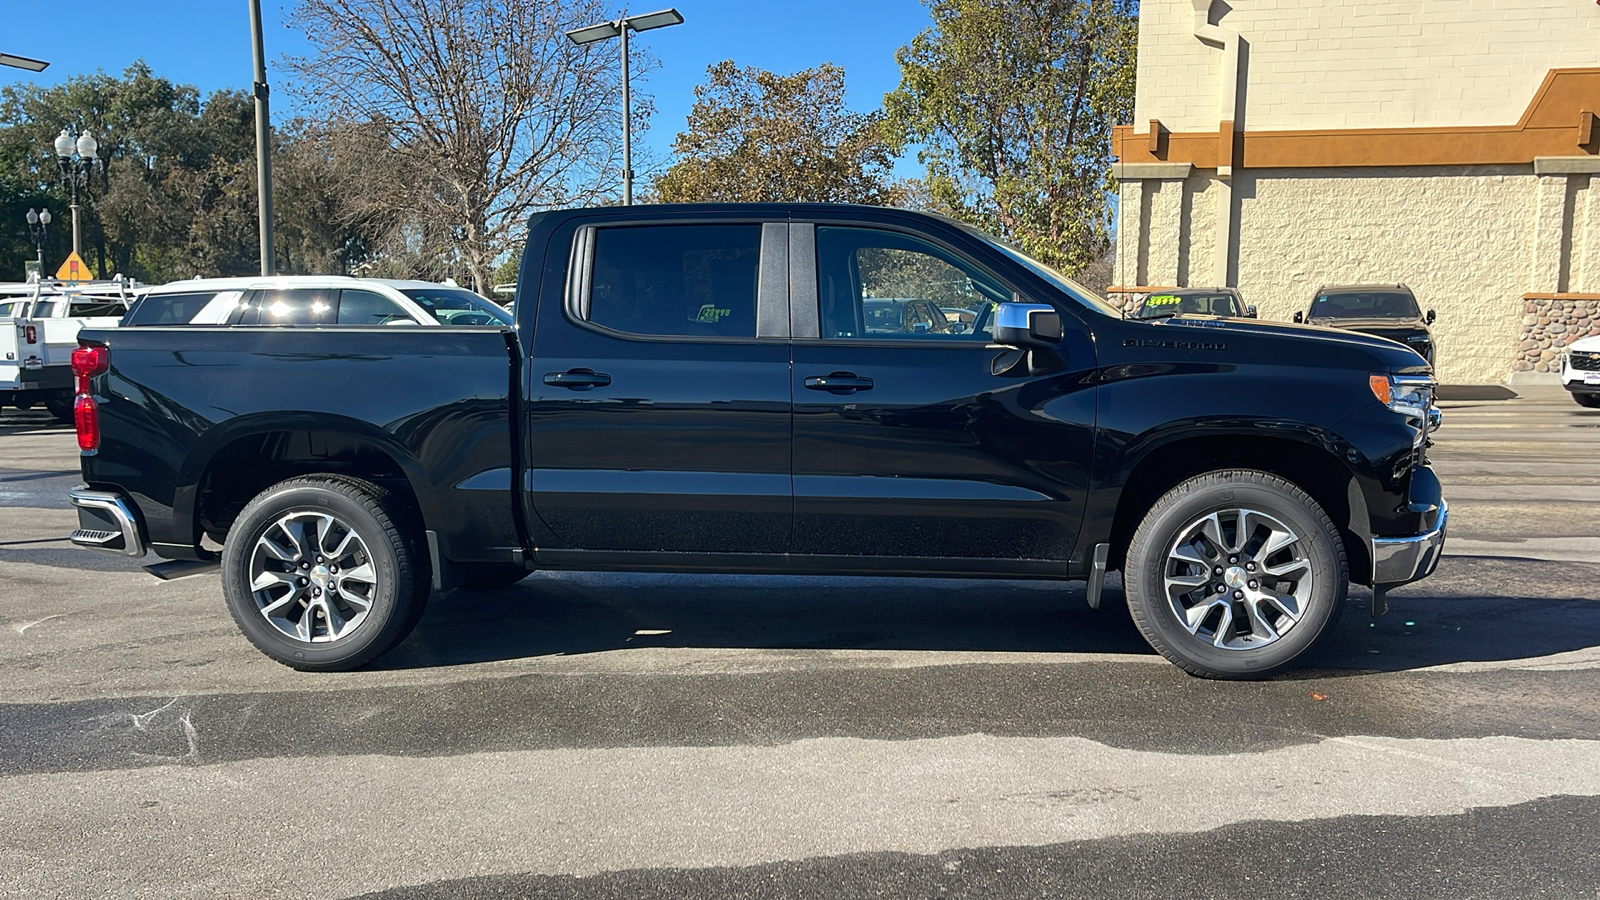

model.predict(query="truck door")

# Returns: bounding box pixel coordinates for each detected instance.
[527,217,794,554]
[788,221,1095,566]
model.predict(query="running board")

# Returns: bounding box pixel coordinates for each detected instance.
[143,559,220,580]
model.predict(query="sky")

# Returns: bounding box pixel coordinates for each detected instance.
[1,0,935,180]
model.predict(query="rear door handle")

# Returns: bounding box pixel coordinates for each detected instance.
[544,368,611,390]
[803,372,874,394]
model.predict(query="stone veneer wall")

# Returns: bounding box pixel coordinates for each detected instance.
[1516,298,1600,374]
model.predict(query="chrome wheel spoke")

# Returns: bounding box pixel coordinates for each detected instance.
[251,570,297,593]
[341,562,376,587]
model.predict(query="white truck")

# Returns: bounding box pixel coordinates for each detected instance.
[0,278,138,421]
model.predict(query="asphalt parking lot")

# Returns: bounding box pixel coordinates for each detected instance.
[2,388,1598,899]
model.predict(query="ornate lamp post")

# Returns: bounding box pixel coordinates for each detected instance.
[53,128,100,257]
[25,207,51,276]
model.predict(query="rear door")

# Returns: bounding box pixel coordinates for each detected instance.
[788,219,1095,567]
[527,215,794,554]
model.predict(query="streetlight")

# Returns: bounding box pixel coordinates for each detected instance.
[565,8,684,206]
[25,207,51,276]
[0,53,50,72]
[53,128,100,257]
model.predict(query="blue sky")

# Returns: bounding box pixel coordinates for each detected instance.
[2,0,934,179]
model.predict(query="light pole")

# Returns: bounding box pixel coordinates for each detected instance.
[249,0,276,276]
[52,128,99,257]
[25,207,51,275]
[565,8,684,206]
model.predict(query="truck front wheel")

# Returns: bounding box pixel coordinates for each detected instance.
[221,475,430,671]
[1124,470,1347,679]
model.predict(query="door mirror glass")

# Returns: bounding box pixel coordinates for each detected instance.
[1293,311,1304,324]
[1245,304,1258,318]
[993,302,1062,349]
[1425,308,1436,325]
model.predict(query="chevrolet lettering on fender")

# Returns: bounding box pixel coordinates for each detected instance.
[68,204,1446,679]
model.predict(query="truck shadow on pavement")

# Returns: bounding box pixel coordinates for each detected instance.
[377,555,1600,676]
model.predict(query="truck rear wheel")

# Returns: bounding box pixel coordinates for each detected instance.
[221,475,430,671]
[1124,470,1347,679]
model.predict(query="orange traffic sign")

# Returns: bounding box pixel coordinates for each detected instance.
[55,252,94,282]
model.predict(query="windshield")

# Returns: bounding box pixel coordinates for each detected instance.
[1311,290,1421,319]
[400,288,513,326]
[961,228,1123,318]
[1134,291,1243,319]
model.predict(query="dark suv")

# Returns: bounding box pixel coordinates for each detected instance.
[1294,284,1436,366]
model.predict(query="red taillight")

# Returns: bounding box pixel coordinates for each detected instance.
[72,344,109,396]
[24,325,37,344]
[74,395,99,451]
[72,344,109,451]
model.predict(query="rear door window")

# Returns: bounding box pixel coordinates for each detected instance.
[240,289,337,325]
[337,289,416,325]
[583,224,762,338]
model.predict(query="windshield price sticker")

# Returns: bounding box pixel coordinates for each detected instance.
[1146,294,1181,306]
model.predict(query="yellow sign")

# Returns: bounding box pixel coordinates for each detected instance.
[55,252,94,282]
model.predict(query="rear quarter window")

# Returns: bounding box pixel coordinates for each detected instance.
[122,292,219,326]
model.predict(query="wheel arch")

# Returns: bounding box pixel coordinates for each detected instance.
[178,415,430,550]
[1107,431,1370,582]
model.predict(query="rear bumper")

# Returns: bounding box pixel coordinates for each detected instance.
[68,486,146,558]
[1372,500,1447,586]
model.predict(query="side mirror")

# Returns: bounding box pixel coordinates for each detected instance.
[1293,311,1304,324]
[1245,305,1258,319]
[994,302,1062,350]
[1426,309,1435,325]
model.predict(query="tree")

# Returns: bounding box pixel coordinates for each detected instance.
[285,0,643,293]
[884,0,1137,276]
[0,63,360,282]
[654,61,900,205]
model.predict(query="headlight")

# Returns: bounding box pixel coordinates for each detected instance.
[1369,373,1435,416]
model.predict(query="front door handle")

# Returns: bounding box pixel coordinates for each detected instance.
[803,372,874,394]
[544,368,612,390]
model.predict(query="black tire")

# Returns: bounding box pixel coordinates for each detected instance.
[1575,394,1600,409]
[221,475,431,671]
[455,563,529,590]
[1124,469,1348,679]
[44,397,74,424]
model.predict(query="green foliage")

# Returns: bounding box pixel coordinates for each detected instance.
[0,63,361,282]
[884,0,1137,276]
[655,61,901,205]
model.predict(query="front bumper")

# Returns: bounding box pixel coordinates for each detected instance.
[68,487,146,558]
[1372,500,1447,586]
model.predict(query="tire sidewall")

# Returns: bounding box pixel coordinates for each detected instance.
[1127,476,1346,677]
[222,482,403,668]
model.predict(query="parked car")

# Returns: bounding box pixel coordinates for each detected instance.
[1293,284,1436,366]
[1132,287,1256,320]
[69,203,1445,680]
[120,276,512,328]
[2,278,137,421]
[861,298,962,336]
[1561,334,1600,408]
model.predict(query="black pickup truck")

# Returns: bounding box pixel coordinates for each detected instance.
[68,204,1446,678]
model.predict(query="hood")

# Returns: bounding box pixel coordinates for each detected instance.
[1154,315,1430,369]
[1568,333,1600,353]
[1308,316,1428,332]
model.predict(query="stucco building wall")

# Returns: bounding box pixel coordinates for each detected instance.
[1115,0,1600,384]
